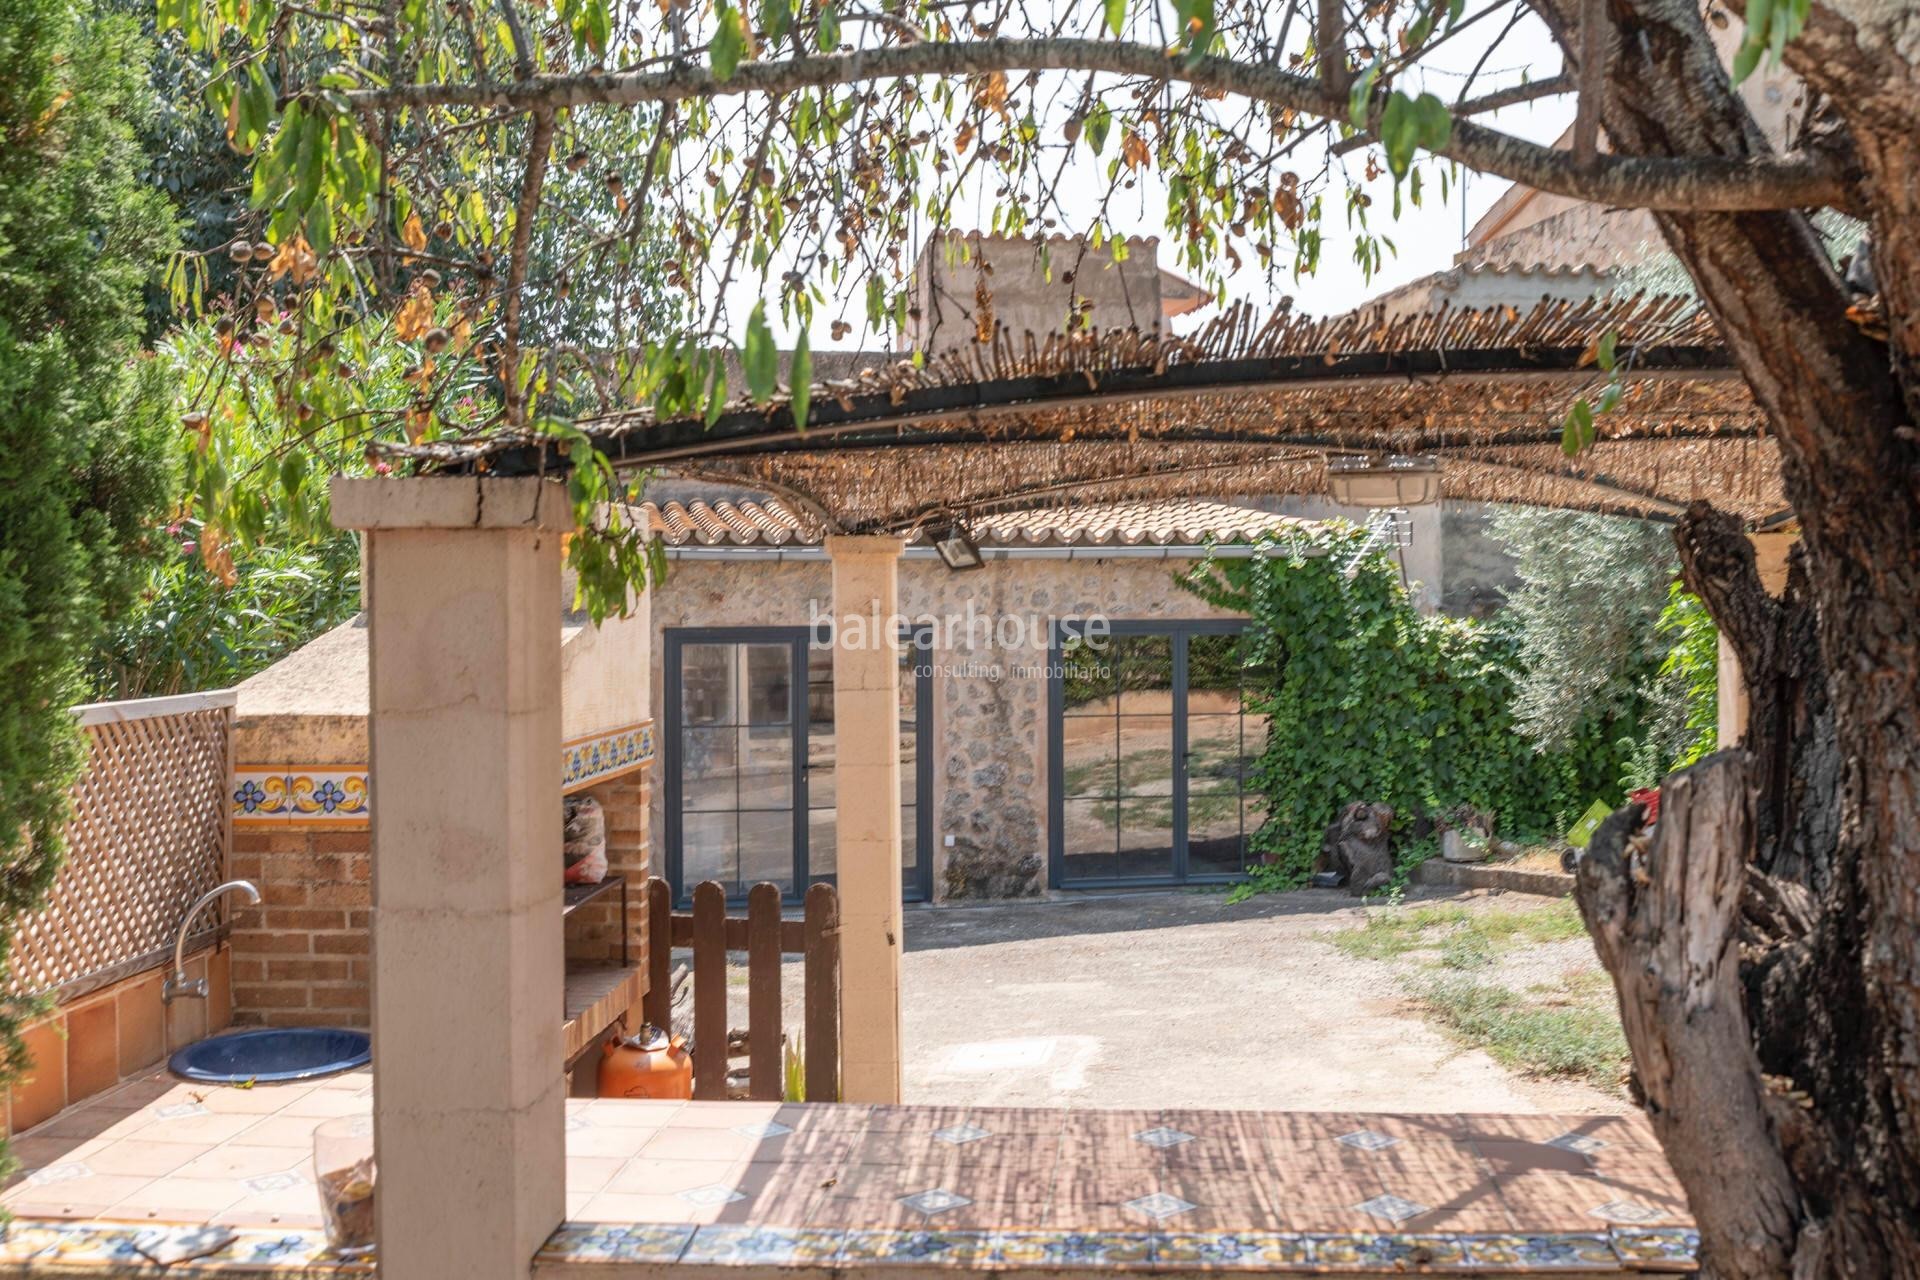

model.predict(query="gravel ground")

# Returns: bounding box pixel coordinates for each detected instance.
[706,885,1620,1114]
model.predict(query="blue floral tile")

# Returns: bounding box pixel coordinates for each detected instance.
[1307,1233,1469,1269]
[1609,1227,1700,1270]
[537,1222,697,1263]
[992,1231,1156,1268]
[1461,1233,1621,1270]
[838,1229,997,1266]
[1152,1231,1312,1268]
[0,1220,368,1274]
[681,1225,847,1266]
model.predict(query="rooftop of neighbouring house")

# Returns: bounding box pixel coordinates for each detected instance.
[1,1071,1698,1276]
[640,496,1321,550]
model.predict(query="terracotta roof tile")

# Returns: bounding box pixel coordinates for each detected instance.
[641,497,1315,549]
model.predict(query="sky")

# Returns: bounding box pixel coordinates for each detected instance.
[718,13,1577,349]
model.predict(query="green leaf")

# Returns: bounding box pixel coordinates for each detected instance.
[790,328,812,431]
[1595,329,1617,373]
[1103,0,1126,34]
[1347,61,1380,130]
[1561,398,1595,457]
[711,4,747,80]
[1412,92,1452,152]
[760,0,792,44]
[742,302,777,404]
[1085,101,1112,155]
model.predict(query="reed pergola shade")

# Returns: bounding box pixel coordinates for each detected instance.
[392,293,1786,530]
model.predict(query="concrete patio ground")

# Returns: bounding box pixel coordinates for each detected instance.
[0,1070,1697,1275]
[885,886,1614,1112]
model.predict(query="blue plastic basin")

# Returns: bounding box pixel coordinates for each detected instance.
[169,1027,371,1084]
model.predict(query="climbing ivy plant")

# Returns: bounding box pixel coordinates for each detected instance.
[1182,529,1644,890]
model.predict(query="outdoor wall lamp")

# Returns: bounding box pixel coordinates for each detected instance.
[928,519,986,570]
[1326,454,1443,507]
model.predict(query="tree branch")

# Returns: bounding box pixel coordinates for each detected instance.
[336,39,1855,212]
[1331,73,1574,157]
[500,109,554,427]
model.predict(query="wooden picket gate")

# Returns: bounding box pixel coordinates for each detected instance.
[644,877,841,1103]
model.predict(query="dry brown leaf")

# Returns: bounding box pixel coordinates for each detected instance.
[402,211,428,254]
[269,233,318,285]
[394,286,434,342]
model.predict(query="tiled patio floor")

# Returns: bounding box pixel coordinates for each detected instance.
[0,1075,1698,1274]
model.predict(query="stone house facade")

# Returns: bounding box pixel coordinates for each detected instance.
[642,494,1323,903]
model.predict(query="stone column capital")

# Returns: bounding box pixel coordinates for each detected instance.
[331,476,575,532]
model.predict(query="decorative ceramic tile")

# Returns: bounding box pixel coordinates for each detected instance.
[1307,1233,1469,1269]
[898,1188,972,1216]
[1546,1132,1608,1157]
[0,1219,369,1274]
[1151,1231,1312,1268]
[563,722,657,792]
[1609,1227,1701,1269]
[25,1161,95,1186]
[931,1123,992,1145]
[155,1100,213,1120]
[1461,1233,1621,1270]
[1123,1193,1198,1221]
[681,1225,846,1266]
[1354,1193,1431,1224]
[1589,1199,1664,1224]
[679,1184,748,1207]
[233,767,369,830]
[1131,1126,1196,1149]
[537,1222,697,1263]
[992,1231,1156,1268]
[839,1229,997,1266]
[731,1121,794,1139]
[1334,1129,1399,1152]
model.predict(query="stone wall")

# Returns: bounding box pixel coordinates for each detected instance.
[648,552,1246,900]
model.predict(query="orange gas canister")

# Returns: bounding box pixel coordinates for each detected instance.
[597,1023,693,1100]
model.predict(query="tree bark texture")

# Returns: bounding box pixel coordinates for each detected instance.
[1524,0,1920,1270]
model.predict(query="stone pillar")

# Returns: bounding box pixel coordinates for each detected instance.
[827,535,905,1104]
[332,476,573,1280]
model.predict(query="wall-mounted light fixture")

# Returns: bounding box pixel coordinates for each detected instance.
[1326,454,1443,507]
[928,519,986,571]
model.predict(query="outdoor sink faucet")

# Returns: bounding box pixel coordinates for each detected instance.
[163,879,260,1003]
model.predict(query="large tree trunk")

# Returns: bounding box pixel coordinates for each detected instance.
[1523,0,1920,1272]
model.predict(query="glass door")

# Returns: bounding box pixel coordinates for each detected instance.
[665,627,931,904]
[1049,620,1264,888]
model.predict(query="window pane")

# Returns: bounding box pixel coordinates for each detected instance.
[1186,632,1247,716]
[1060,718,1118,798]
[739,811,795,892]
[681,727,739,812]
[737,726,794,809]
[1061,798,1117,881]
[807,723,835,811]
[683,812,737,888]
[902,804,918,880]
[1188,790,1244,877]
[681,644,737,725]
[1117,715,1175,796]
[1240,714,1268,790]
[1060,637,1118,714]
[1187,715,1241,793]
[1116,635,1174,714]
[807,811,837,879]
[743,644,794,726]
[899,725,918,807]
[1116,797,1175,879]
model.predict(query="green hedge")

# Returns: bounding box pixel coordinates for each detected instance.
[1181,529,1644,887]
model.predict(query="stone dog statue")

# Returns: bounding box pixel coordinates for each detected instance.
[1318,802,1396,896]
